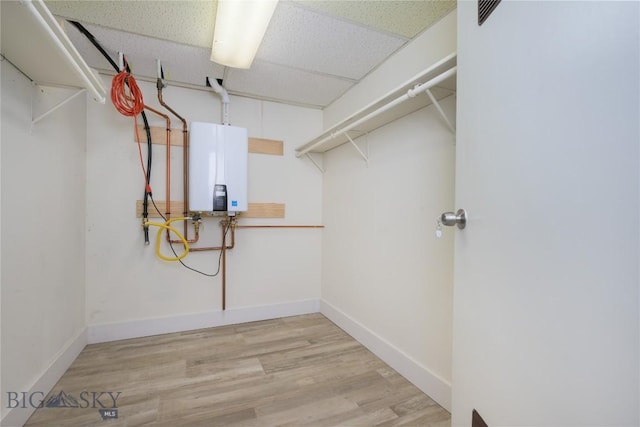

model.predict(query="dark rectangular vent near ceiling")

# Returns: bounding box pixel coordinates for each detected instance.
[478,0,502,25]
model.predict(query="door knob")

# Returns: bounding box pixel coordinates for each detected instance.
[440,209,467,230]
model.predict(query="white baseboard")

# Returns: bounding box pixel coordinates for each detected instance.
[88,299,321,344]
[320,300,452,412]
[1,328,88,427]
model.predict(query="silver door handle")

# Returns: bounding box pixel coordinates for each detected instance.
[440,209,467,230]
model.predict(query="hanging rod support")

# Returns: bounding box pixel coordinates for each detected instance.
[296,65,457,158]
[344,132,368,165]
[305,153,325,173]
[425,89,456,134]
[32,87,86,125]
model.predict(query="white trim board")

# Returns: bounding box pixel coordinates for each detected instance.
[320,300,452,412]
[88,299,321,344]
[1,328,88,427]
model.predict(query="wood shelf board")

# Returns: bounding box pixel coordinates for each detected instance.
[1,0,106,102]
[136,200,185,218]
[249,137,284,156]
[135,126,283,155]
[136,201,285,219]
[239,203,285,219]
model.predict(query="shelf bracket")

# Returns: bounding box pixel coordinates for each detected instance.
[424,89,456,134]
[305,152,325,173]
[344,132,369,166]
[31,87,86,125]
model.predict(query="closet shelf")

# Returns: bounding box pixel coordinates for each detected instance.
[1,0,106,103]
[295,52,457,157]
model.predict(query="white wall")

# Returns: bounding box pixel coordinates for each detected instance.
[85,76,323,330]
[319,9,457,411]
[322,96,456,410]
[1,61,87,420]
[0,13,4,414]
[453,1,639,426]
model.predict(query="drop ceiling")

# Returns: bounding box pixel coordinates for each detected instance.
[45,0,456,109]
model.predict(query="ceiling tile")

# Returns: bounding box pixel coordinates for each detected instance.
[224,60,354,108]
[256,2,407,80]
[42,1,456,108]
[46,0,216,48]
[293,0,457,39]
[63,22,225,87]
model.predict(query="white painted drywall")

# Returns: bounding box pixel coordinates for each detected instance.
[453,1,639,426]
[323,11,456,130]
[1,61,87,418]
[322,96,456,409]
[85,76,323,326]
[0,6,4,412]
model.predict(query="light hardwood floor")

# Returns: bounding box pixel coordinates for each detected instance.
[25,314,450,426]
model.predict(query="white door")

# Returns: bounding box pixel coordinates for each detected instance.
[452,2,639,426]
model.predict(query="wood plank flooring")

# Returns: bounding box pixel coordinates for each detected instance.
[25,314,450,426]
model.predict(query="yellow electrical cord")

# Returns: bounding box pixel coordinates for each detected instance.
[144,217,190,261]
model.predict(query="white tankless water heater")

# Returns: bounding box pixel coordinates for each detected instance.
[188,122,248,214]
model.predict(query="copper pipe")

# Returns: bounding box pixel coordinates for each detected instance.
[188,226,235,252]
[185,219,235,311]
[235,225,324,229]
[222,228,227,311]
[189,223,320,251]
[223,218,236,311]
[179,126,191,242]
[157,83,198,243]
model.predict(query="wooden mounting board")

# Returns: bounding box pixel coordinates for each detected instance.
[135,125,283,156]
[136,201,285,219]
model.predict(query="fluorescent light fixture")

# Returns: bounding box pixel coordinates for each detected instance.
[211,0,278,69]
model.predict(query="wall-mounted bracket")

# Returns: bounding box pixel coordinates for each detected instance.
[305,152,325,173]
[31,86,86,126]
[424,88,456,134]
[344,132,369,166]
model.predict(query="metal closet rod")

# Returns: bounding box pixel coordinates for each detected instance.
[306,52,456,142]
[295,65,457,158]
